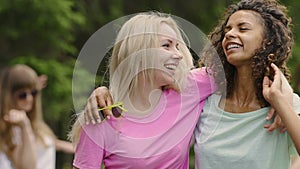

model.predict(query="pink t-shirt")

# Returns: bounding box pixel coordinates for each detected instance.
[73,68,215,169]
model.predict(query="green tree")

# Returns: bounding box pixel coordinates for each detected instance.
[0,0,84,66]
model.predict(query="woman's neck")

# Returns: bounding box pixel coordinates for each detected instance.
[222,67,261,113]
[127,82,162,116]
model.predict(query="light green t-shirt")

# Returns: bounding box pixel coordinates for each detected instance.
[194,94,300,169]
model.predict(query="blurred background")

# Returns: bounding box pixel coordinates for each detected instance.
[1,0,300,168]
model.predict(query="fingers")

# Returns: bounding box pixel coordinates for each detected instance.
[270,63,293,105]
[262,76,271,88]
[95,87,113,119]
[270,63,279,71]
[270,63,281,89]
[264,108,277,132]
[262,76,271,101]
[84,87,114,125]
[264,123,285,133]
[266,108,275,120]
[264,112,286,133]
[4,109,29,126]
[263,63,287,104]
[280,127,287,133]
[264,123,277,132]
[84,93,99,125]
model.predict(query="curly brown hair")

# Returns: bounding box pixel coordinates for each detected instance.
[202,0,293,107]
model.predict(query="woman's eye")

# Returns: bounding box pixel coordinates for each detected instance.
[240,27,249,31]
[162,44,170,48]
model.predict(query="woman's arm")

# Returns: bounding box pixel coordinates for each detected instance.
[55,139,75,154]
[263,63,300,154]
[4,109,37,169]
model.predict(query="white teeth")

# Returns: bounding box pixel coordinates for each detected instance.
[165,64,177,70]
[227,44,241,50]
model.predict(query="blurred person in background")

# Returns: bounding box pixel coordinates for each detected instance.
[0,64,74,169]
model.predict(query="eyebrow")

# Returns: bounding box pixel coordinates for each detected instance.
[225,22,252,28]
[161,38,173,44]
[167,39,173,43]
[160,35,182,46]
[238,22,251,27]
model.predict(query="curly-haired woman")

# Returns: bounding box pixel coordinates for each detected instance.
[195,0,300,168]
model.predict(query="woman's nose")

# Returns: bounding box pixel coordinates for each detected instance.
[224,29,236,39]
[172,49,183,60]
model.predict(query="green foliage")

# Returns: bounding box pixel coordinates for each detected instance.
[283,0,300,90]
[289,43,300,89]
[0,0,85,62]
[73,0,123,51]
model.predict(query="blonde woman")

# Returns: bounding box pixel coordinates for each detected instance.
[0,64,74,169]
[0,64,56,169]
[70,12,215,169]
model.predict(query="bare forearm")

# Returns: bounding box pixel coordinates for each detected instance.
[272,97,300,154]
[19,121,37,169]
[55,139,75,154]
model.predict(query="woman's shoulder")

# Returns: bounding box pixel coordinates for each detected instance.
[187,67,216,92]
[189,67,208,76]
[189,67,214,82]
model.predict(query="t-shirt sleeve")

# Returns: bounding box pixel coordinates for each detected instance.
[73,128,104,169]
[293,93,300,115]
[288,93,300,157]
[189,68,216,102]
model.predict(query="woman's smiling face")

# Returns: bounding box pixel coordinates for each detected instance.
[222,10,265,67]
